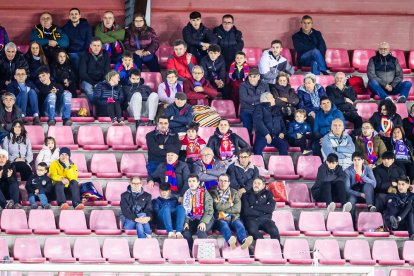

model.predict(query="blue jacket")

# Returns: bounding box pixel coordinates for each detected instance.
[163,103,193,134]
[62,18,93,53]
[286,121,311,140]
[30,24,69,49]
[344,164,376,198]
[253,102,286,138]
[152,196,179,214]
[200,55,226,82]
[313,104,345,137]
[292,28,327,65]
[297,84,327,115]
[6,79,38,97]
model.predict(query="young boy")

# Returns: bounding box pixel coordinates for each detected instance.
[25,162,52,209]
[286,109,312,154]
[228,51,249,110]
[152,182,186,238]
[180,122,206,169]
[200,44,228,98]
[115,51,138,85]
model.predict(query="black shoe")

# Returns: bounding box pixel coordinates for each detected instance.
[33,116,41,125]
[389,216,399,229]
[321,70,330,75]
[63,119,73,126]
[5,200,14,209]
[147,120,155,126]
[48,120,56,126]
[135,120,141,129]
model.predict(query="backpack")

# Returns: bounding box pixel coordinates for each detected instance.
[347,76,368,95]
[80,182,104,202]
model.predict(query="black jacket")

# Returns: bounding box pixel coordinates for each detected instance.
[326,84,357,112]
[51,62,77,87]
[93,81,124,106]
[270,84,299,108]
[62,18,93,53]
[292,28,327,65]
[182,23,217,59]
[403,116,414,146]
[213,25,244,67]
[36,80,65,107]
[369,112,403,134]
[207,129,250,160]
[148,161,190,196]
[122,82,151,104]
[0,51,29,89]
[146,129,181,162]
[25,174,53,194]
[241,188,276,220]
[79,50,110,85]
[200,55,226,82]
[227,161,259,191]
[239,80,269,112]
[163,103,193,134]
[0,161,17,183]
[0,105,22,132]
[120,186,153,221]
[311,163,345,196]
[373,163,406,194]
[253,102,286,138]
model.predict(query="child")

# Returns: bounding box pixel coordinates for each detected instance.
[200,44,228,98]
[51,49,77,98]
[35,137,59,167]
[25,162,52,209]
[228,51,249,111]
[286,109,312,154]
[120,176,153,238]
[115,51,138,85]
[180,122,206,170]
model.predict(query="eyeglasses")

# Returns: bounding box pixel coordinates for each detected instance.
[223,21,233,25]
[239,155,250,159]
[218,180,229,183]
[131,182,141,185]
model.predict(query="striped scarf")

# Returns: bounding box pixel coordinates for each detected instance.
[183,187,205,220]
[165,162,178,192]
[228,61,249,81]
[164,81,182,97]
[363,136,377,164]
[217,188,232,221]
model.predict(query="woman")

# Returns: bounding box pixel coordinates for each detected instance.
[24,41,48,84]
[124,13,160,72]
[158,69,183,107]
[184,65,219,106]
[297,73,327,125]
[3,120,33,181]
[270,72,299,122]
[370,99,402,144]
[403,104,414,145]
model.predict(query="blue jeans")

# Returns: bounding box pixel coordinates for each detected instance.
[68,52,81,73]
[299,49,327,75]
[133,53,161,72]
[156,205,185,233]
[124,215,152,238]
[146,160,162,178]
[28,193,48,206]
[81,81,94,103]
[368,79,412,99]
[44,91,72,120]
[348,184,374,207]
[16,88,39,116]
[239,110,253,143]
[254,135,288,156]
[215,219,248,244]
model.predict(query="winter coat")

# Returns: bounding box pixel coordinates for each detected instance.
[210,186,241,221]
[386,138,414,162]
[146,130,181,162]
[62,18,93,53]
[157,81,184,105]
[24,54,46,84]
[183,78,219,106]
[182,23,217,58]
[321,131,355,170]
[373,163,406,194]
[200,55,226,82]
[49,159,78,184]
[367,52,403,87]
[207,129,250,160]
[227,160,259,191]
[124,26,159,54]
[79,50,111,85]
[122,81,151,104]
[344,164,377,198]
[241,188,276,220]
[0,26,9,50]
[148,161,190,196]
[0,105,22,132]
[253,102,286,138]
[313,105,345,137]
[326,84,357,113]
[36,81,65,109]
[30,24,69,49]
[258,50,295,84]
[292,28,327,65]
[239,80,269,113]
[297,84,327,115]
[94,23,125,48]
[120,186,153,221]
[355,135,387,166]
[213,25,244,66]
[3,135,33,164]
[369,112,403,135]
[93,81,124,105]
[311,163,346,197]
[166,52,197,80]
[0,161,17,183]
[35,145,60,167]
[183,187,214,224]
[0,51,29,89]
[403,116,414,146]
[286,121,311,140]
[193,159,227,183]
[51,62,77,87]
[6,80,38,98]
[25,174,52,194]
[163,103,193,134]
[270,84,299,108]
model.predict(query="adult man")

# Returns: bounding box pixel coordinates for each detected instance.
[0,149,20,209]
[326,72,362,132]
[213,14,244,68]
[313,96,345,139]
[49,147,84,210]
[62,8,93,71]
[193,147,227,191]
[79,37,111,103]
[0,42,29,89]
[253,92,288,156]
[0,93,22,141]
[30,12,69,61]
[355,121,387,168]
[182,11,218,62]
[95,11,125,63]
[163,93,193,134]
[7,68,40,125]
[242,176,279,241]
[321,118,355,170]
[166,39,197,80]
[210,174,253,250]
[367,42,412,103]
[258,40,295,84]
[292,15,327,75]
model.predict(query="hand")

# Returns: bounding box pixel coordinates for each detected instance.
[184,223,189,230]
[392,182,398,187]
[215,80,224,88]
[7,169,13,178]
[198,222,206,231]
[186,53,193,64]
[142,217,151,223]
[237,188,246,198]
[35,189,39,195]
[51,87,58,94]
[368,164,375,169]
[385,84,393,91]
[296,133,303,139]
[63,79,69,87]
[279,133,285,139]
[61,178,70,186]
[5,80,11,86]
[142,51,151,56]
[344,97,353,104]
[48,40,58,47]
[361,193,366,199]
[135,50,144,57]
[279,97,288,102]
[265,134,272,144]
[309,112,315,118]
[194,86,204,92]
[147,180,155,188]
[178,196,183,203]
[159,145,164,149]
[135,217,145,223]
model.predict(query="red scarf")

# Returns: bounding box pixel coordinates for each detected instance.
[218,133,235,160]
[190,188,205,219]
[181,135,205,161]
[228,61,249,81]
[380,115,393,137]
[363,136,377,164]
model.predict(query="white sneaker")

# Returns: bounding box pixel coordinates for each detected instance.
[241,236,253,250]
[342,202,352,212]
[145,233,152,239]
[228,236,237,250]
[175,232,183,239]
[168,232,176,238]
[327,202,336,213]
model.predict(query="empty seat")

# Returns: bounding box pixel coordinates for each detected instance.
[71,98,94,122]
[47,126,78,150]
[289,75,304,91]
[355,102,378,121]
[391,50,411,74]
[71,153,92,178]
[221,240,255,264]
[232,127,251,146]
[372,240,405,265]
[357,212,389,237]
[0,237,12,261]
[28,209,60,235]
[402,240,414,265]
[313,239,345,265]
[268,156,299,180]
[192,239,224,264]
[281,48,293,64]
[73,237,105,263]
[43,237,76,263]
[17,44,29,54]
[102,238,135,263]
[198,127,215,142]
[162,239,195,264]
[141,72,162,91]
[135,125,155,150]
[404,76,414,100]
[90,210,122,235]
[283,239,312,264]
[343,239,376,265]
[254,239,286,264]
[82,182,108,206]
[13,238,46,263]
[251,155,270,179]
[315,75,335,87]
[272,211,300,236]
[90,153,122,178]
[298,211,330,236]
[25,125,44,150]
[77,126,109,150]
[296,156,321,180]
[120,153,148,177]
[211,100,240,123]
[325,48,353,72]
[242,47,262,67]
[326,212,358,237]
[105,181,130,206]
[156,44,173,68]
[389,270,414,276]
[396,103,409,119]
[58,210,92,235]
[133,238,165,264]
[106,126,138,150]
[286,183,316,208]
[409,51,414,71]
[0,209,32,234]
[352,49,376,73]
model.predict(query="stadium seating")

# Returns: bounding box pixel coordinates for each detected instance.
[391,49,411,74]
[221,241,255,264]
[71,98,94,122]
[25,125,45,150]
[296,156,321,180]
[90,153,122,178]
[285,183,315,208]
[402,241,414,265]
[281,48,293,65]
[242,47,262,67]
[162,239,195,264]
[0,238,12,261]
[326,211,358,237]
[120,153,148,177]
[77,125,109,150]
[352,49,376,73]
[156,44,173,68]
[325,48,353,73]
[289,75,304,91]
[357,212,390,237]
[135,125,156,150]
[105,181,130,206]
[106,126,138,150]
[58,210,92,235]
[232,127,251,146]
[344,239,376,265]
[315,75,335,87]
[254,239,286,264]
[356,102,378,121]
[396,103,409,118]
[13,238,46,263]
[43,237,76,263]
[102,238,135,264]
[141,72,163,91]
[298,211,330,236]
[0,209,32,234]
[73,237,105,263]
[283,239,313,264]
[133,238,165,264]
[272,211,300,236]
[390,270,414,276]
[28,209,60,235]
[211,100,240,123]
[268,155,299,180]
[313,239,346,265]
[47,126,78,150]
[372,240,405,265]
[89,210,122,235]
[192,239,224,264]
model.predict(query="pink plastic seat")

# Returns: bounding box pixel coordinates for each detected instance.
[192,239,224,264]
[102,238,135,264]
[409,51,414,71]
[0,209,32,234]
[232,127,251,146]
[143,182,160,201]
[391,50,411,74]
[211,100,240,123]
[141,72,162,91]
[283,239,312,264]
[73,237,105,263]
[90,153,122,178]
[13,238,46,263]
[372,240,405,265]
[326,212,358,237]
[28,209,60,235]
[250,155,271,179]
[254,239,286,264]
[120,153,148,177]
[352,49,376,73]
[135,126,155,150]
[356,102,378,121]
[313,239,345,265]
[77,126,109,150]
[357,212,390,237]
[281,48,293,64]
[290,75,304,91]
[198,127,215,142]
[315,75,335,88]
[396,103,409,119]
[105,181,129,206]
[25,125,44,150]
[71,153,92,178]
[325,48,353,72]
[390,270,414,276]
[133,238,165,264]
[47,126,78,150]
[296,156,321,180]
[272,211,300,236]
[242,47,262,67]
[17,44,29,54]
[222,240,255,264]
[156,44,173,68]
[107,126,138,150]
[0,237,12,261]
[268,156,299,180]
[44,237,76,263]
[286,183,315,208]
[162,239,195,264]
[71,98,94,122]
[82,182,108,206]
[298,211,330,236]
[90,210,122,235]
[59,210,92,235]
[403,76,414,100]
[402,240,414,265]
[343,239,376,265]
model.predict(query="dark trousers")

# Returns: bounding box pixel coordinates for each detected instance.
[311,181,348,205]
[182,218,214,250]
[385,197,414,236]
[14,161,32,181]
[54,180,81,206]
[239,110,254,144]
[133,54,161,72]
[395,161,414,183]
[344,111,363,133]
[254,135,288,156]
[244,217,280,241]
[375,192,389,213]
[0,179,19,207]
[288,136,308,152]
[106,102,122,121]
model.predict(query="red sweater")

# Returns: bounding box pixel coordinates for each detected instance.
[166,52,197,80]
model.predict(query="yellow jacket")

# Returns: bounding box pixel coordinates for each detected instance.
[49,159,78,185]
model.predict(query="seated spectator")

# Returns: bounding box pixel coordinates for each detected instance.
[95,11,125,63]
[124,13,160,72]
[158,69,184,108]
[211,173,253,250]
[200,44,228,98]
[182,11,217,62]
[312,153,351,212]
[367,42,412,103]
[258,40,294,85]
[24,41,48,85]
[0,25,9,51]
[49,147,83,210]
[286,109,312,154]
[183,65,219,105]
[30,12,69,61]
[386,126,414,182]
[37,66,72,126]
[7,68,40,125]
[403,104,414,146]
[0,93,23,142]
[292,15,327,75]
[79,37,111,103]
[253,92,288,156]
[167,39,197,81]
[123,69,158,128]
[0,149,20,209]
[297,73,327,125]
[115,51,138,85]
[62,8,93,71]
[51,49,77,97]
[94,70,124,124]
[193,147,227,190]
[241,176,280,241]
[207,119,250,164]
[35,137,59,167]
[146,116,181,176]
[313,96,345,139]
[345,151,377,212]
[355,121,387,168]
[180,122,206,170]
[270,72,299,122]
[369,99,402,144]
[25,162,52,209]
[227,148,259,198]
[120,176,153,239]
[164,93,193,134]
[228,51,249,110]
[0,42,29,89]
[326,72,363,133]
[374,151,406,212]
[3,121,33,181]
[152,182,185,238]
[322,118,355,170]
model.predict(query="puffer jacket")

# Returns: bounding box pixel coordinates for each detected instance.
[258,50,294,84]
[182,23,217,57]
[35,145,60,167]
[239,79,269,112]
[213,25,244,66]
[93,81,124,105]
[120,186,152,221]
[253,102,286,138]
[297,84,327,115]
[0,51,29,89]
[124,26,159,54]
[313,104,345,137]
[367,52,403,87]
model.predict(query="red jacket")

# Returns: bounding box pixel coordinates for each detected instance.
[166,52,197,80]
[183,78,219,106]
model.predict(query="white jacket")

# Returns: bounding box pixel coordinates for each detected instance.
[258,49,295,84]
[35,145,60,167]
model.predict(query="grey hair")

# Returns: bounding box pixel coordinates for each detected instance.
[192,65,204,74]
[260,92,273,102]
[4,42,17,51]
[105,70,120,82]
[2,92,16,102]
[304,73,316,83]
[334,72,346,79]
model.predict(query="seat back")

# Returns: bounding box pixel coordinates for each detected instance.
[77,126,105,147]
[71,98,91,116]
[298,211,327,232]
[141,72,162,91]
[58,210,88,230]
[313,239,342,260]
[389,270,414,276]
[402,240,414,262]
[296,156,322,180]
[343,239,373,261]
[395,103,408,118]
[283,239,311,260]
[222,241,250,259]
[326,212,355,232]
[281,48,293,64]
[105,182,130,203]
[135,125,156,149]
[352,49,376,71]
[0,209,28,230]
[357,212,385,232]
[71,153,89,174]
[254,239,283,259]
[325,48,351,68]
[286,183,312,203]
[409,51,414,70]
[315,75,335,88]
[198,127,215,142]
[73,238,102,259]
[25,125,45,148]
[391,50,408,69]
[120,153,147,176]
[372,240,401,261]
[289,75,304,91]
[211,100,237,119]
[232,127,251,146]
[13,238,43,259]
[156,44,173,68]
[0,238,10,258]
[106,126,135,147]
[242,47,262,67]
[272,211,297,232]
[356,102,378,121]
[133,238,162,259]
[90,154,119,174]
[47,126,75,146]
[28,209,57,230]
[44,237,73,259]
[90,210,119,231]
[102,238,132,259]
[162,239,191,260]
[268,155,295,175]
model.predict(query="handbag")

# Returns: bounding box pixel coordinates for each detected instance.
[268,181,288,202]
[197,242,216,259]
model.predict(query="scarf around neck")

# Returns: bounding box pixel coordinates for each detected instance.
[380,115,393,136]
[218,132,235,160]
[228,61,249,81]
[165,162,178,192]
[203,160,218,190]
[363,135,377,164]
[217,188,232,221]
[164,81,182,97]
[183,187,205,220]
[394,139,410,160]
